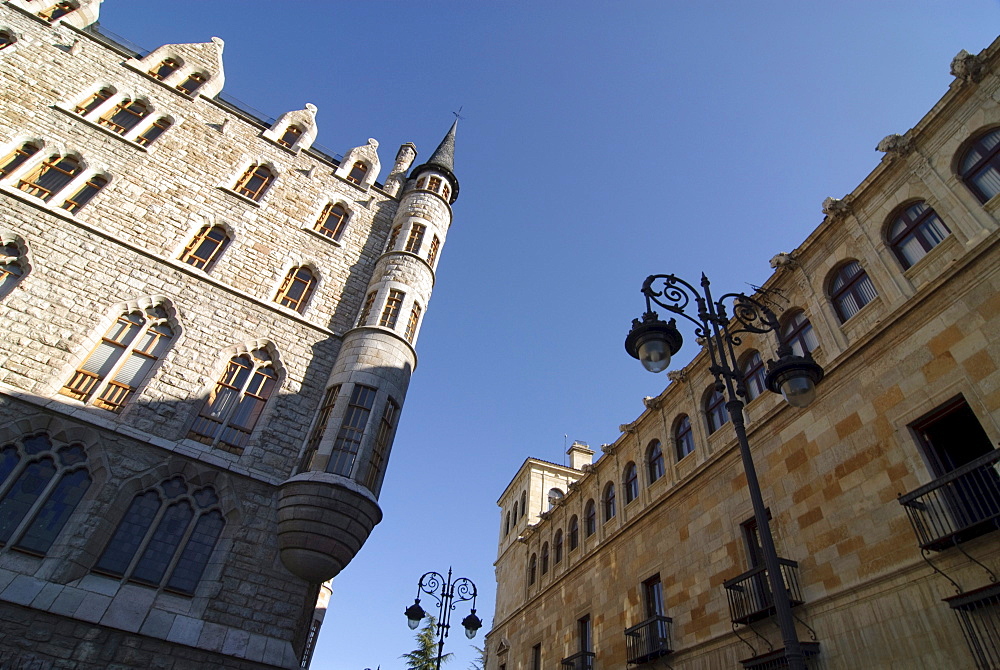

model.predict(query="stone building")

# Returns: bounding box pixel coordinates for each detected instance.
[0,2,460,668]
[487,35,1000,670]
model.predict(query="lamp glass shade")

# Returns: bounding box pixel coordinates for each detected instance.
[465,626,476,639]
[638,337,671,373]
[405,601,425,629]
[407,617,420,630]
[780,374,816,408]
[461,611,483,639]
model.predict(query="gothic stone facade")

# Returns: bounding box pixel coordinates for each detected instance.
[487,37,1000,670]
[0,2,459,668]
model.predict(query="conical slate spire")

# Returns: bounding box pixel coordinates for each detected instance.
[411,120,459,203]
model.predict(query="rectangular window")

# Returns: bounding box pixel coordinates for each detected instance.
[306,385,340,454]
[379,289,404,328]
[326,384,377,477]
[643,574,664,618]
[362,398,398,491]
[578,614,592,652]
[61,175,107,213]
[386,225,401,252]
[427,235,440,266]
[357,291,376,327]
[404,303,421,342]
[531,644,541,670]
[405,224,426,253]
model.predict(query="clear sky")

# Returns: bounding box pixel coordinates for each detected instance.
[97,2,1000,669]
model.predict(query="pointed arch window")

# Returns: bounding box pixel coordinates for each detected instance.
[705,389,729,435]
[277,125,303,149]
[93,477,225,595]
[584,500,596,536]
[829,260,877,322]
[346,161,368,185]
[569,515,580,549]
[18,154,82,201]
[136,118,171,147]
[959,128,1000,203]
[234,163,274,201]
[379,289,405,328]
[326,384,378,477]
[427,235,441,267]
[0,433,91,556]
[275,266,317,313]
[1,240,27,296]
[554,529,564,564]
[603,483,616,522]
[179,225,229,271]
[780,310,818,357]
[0,142,39,178]
[99,99,149,135]
[541,542,549,574]
[176,72,207,96]
[740,351,766,401]
[404,303,421,343]
[61,174,107,213]
[888,201,951,269]
[315,203,349,241]
[189,349,278,451]
[624,462,638,504]
[675,415,694,460]
[405,224,426,254]
[528,553,537,585]
[647,439,665,482]
[74,87,113,116]
[61,305,175,412]
[149,58,181,81]
[361,397,399,493]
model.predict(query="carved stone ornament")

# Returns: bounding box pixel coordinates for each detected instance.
[602,441,618,454]
[497,639,510,655]
[667,370,688,384]
[876,133,912,155]
[769,252,797,270]
[580,463,594,473]
[567,480,580,492]
[643,396,661,410]
[822,196,851,218]
[951,49,984,83]
[618,423,636,435]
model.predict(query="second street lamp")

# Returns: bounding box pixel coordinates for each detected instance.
[625,272,824,670]
[403,568,481,670]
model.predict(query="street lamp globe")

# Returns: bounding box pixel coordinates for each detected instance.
[462,610,483,639]
[765,353,824,408]
[625,312,683,373]
[404,600,425,630]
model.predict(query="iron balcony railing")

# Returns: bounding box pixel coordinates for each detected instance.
[560,651,595,670]
[740,641,821,669]
[945,582,1000,670]
[625,615,673,665]
[724,558,804,625]
[898,449,1000,551]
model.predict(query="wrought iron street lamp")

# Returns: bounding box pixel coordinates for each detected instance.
[625,273,823,670]
[404,568,482,670]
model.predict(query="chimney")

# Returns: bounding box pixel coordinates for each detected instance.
[567,441,594,470]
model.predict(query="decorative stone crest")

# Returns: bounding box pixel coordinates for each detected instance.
[951,49,984,83]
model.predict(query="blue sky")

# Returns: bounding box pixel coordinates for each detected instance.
[98,2,1000,669]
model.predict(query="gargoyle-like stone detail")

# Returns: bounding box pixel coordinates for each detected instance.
[603,442,618,455]
[643,396,661,410]
[769,252,797,270]
[538,510,551,521]
[618,423,636,435]
[876,133,912,155]
[822,196,851,218]
[667,370,688,384]
[580,463,594,473]
[567,481,580,492]
[951,49,984,83]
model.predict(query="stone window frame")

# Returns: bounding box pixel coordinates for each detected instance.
[276,123,304,149]
[309,200,352,243]
[528,552,537,586]
[646,438,665,481]
[884,200,952,270]
[58,297,180,414]
[674,415,695,461]
[415,171,452,202]
[553,529,564,564]
[175,71,209,97]
[827,259,879,323]
[379,289,405,329]
[65,86,177,149]
[0,27,19,51]
[704,387,729,435]
[623,461,639,504]
[325,383,379,478]
[232,162,277,202]
[779,308,819,357]
[0,231,30,298]
[540,541,550,575]
[38,1,78,23]
[404,302,422,343]
[186,342,283,454]
[957,126,1000,204]
[405,223,427,254]
[179,223,230,272]
[0,139,112,215]
[427,234,441,268]
[274,263,320,314]
[584,499,597,536]
[569,514,580,549]
[603,482,616,522]
[345,161,369,185]
[359,395,399,495]
[148,56,183,82]
[738,350,767,402]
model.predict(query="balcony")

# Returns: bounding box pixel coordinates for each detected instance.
[560,651,595,670]
[898,449,1000,552]
[945,582,1000,670]
[739,642,821,669]
[625,615,673,665]
[724,559,804,625]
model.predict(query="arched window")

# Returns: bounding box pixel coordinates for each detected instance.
[136,118,171,147]
[346,162,368,185]
[541,542,549,574]
[93,476,225,595]
[149,57,180,81]
[326,384,378,477]
[584,500,596,536]
[513,500,519,523]
[740,351,766,401]
[404,303,422,343]
[176,72,207,96]
[520,491,527,518]
[1,240,27,297]
[675,415,694,460]
[554,529,563,564]
[504,511,510,536]
[705,389,729,435]
[0,433,91,555]
[603,483,616,522]
[61,305,175,412]
[405,224,426,254]
[568,515,579,549]
[0,30,15,50]
[548,487,564,510]
[361,397,399,494]
[888,201,951,269]
[379,289,405,328]
[74,87,114,116]
[277,125,303,149]
[38,2,76,23]
[0,142,40,178]
[959,128,1000,203]
[179,225,229,271]
[61,174,107,213]
[780,310,818,357]
[18,154,82,201]
[189,349,278,451]
[829,260,878,322]
[623,463,638,504]
[234,163,274,201]
[275,266,317,313]
[528,553,537,585]
[315,203,349,241]
[99,99,149,135]
[647,439,665,482]
[427,235,441,267]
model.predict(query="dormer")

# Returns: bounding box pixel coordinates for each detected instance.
[335,138,381,188]
[263,103,318,152]
[127,37,226,99]
[9,0,101,28]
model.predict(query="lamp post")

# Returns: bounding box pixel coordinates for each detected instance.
[403,568,482,670]
[625,273,823,670]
